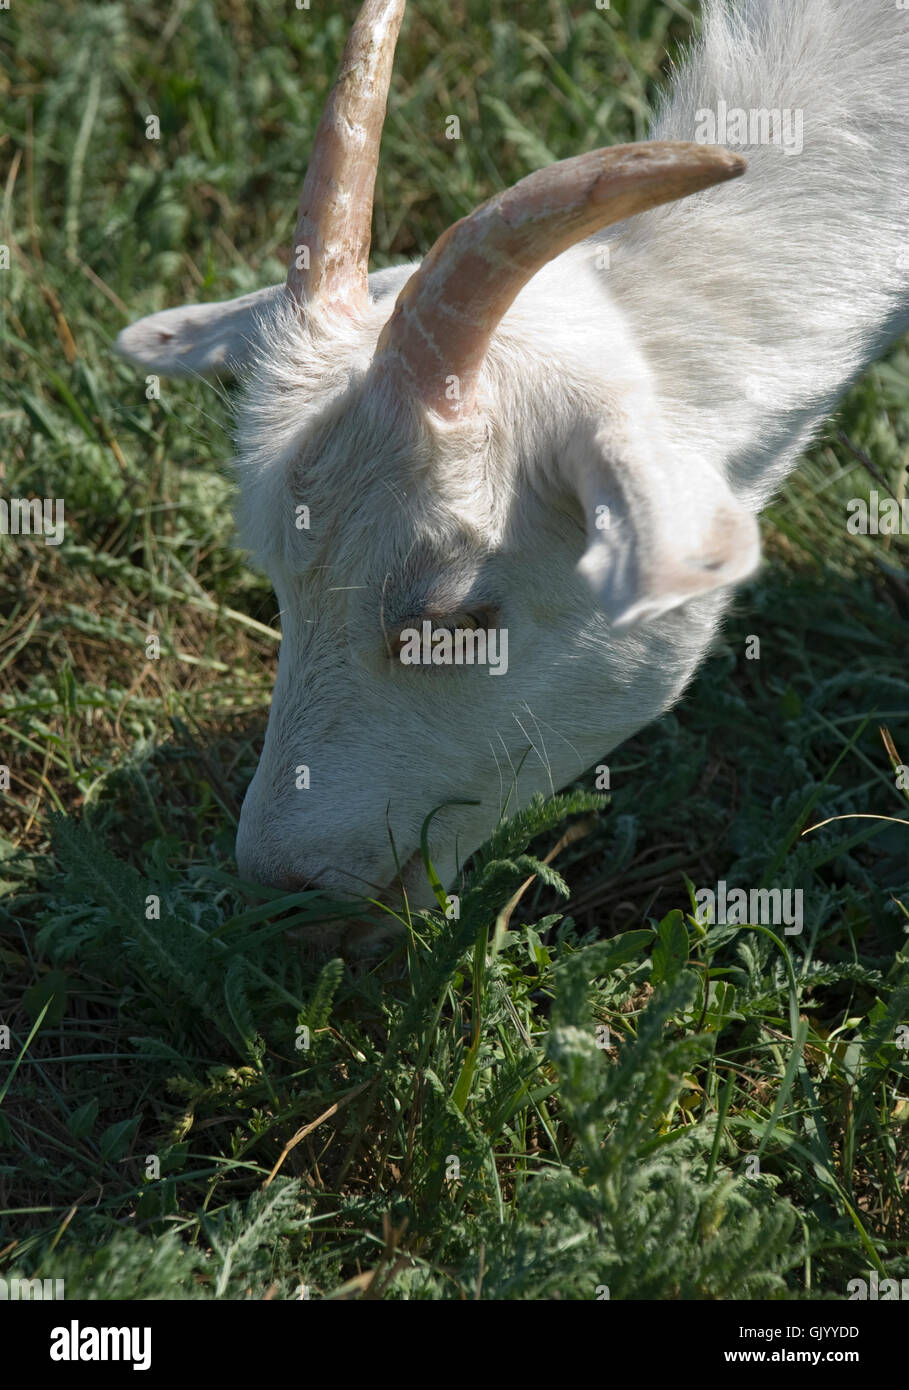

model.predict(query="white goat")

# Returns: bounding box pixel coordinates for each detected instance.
[116,0,909,917]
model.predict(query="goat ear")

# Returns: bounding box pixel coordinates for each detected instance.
[565,414,761,627]
[114,285,284,377]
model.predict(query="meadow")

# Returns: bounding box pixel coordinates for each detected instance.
[1,0,907,1299]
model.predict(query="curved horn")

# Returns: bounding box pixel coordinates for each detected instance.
[376,142,746,416]
[286,0,405,311]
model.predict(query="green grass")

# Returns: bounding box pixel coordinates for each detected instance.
[1,0,908,1300]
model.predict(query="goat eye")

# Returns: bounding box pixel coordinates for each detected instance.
[385,604,500,663]
[447,605,499,632]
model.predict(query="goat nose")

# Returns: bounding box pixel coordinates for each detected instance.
[235,827,278,888]
[273,872,312,892]
[236,851,308,892]
[235,823,319,892]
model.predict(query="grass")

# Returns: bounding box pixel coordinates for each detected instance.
[1,0,908,1300]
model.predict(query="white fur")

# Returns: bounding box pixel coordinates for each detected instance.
[115,0,909,905]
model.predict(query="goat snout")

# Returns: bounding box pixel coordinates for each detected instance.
[235,810,381,898]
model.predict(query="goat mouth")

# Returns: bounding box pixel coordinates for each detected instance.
[306,857,430,955]
[272,843,436,906]
[260,852,445,958]
[392,850,445,906]
[366,851,432,911]
[260,852,438,952]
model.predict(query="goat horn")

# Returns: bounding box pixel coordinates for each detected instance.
[376,142,746,416]
[286,0,405,310]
